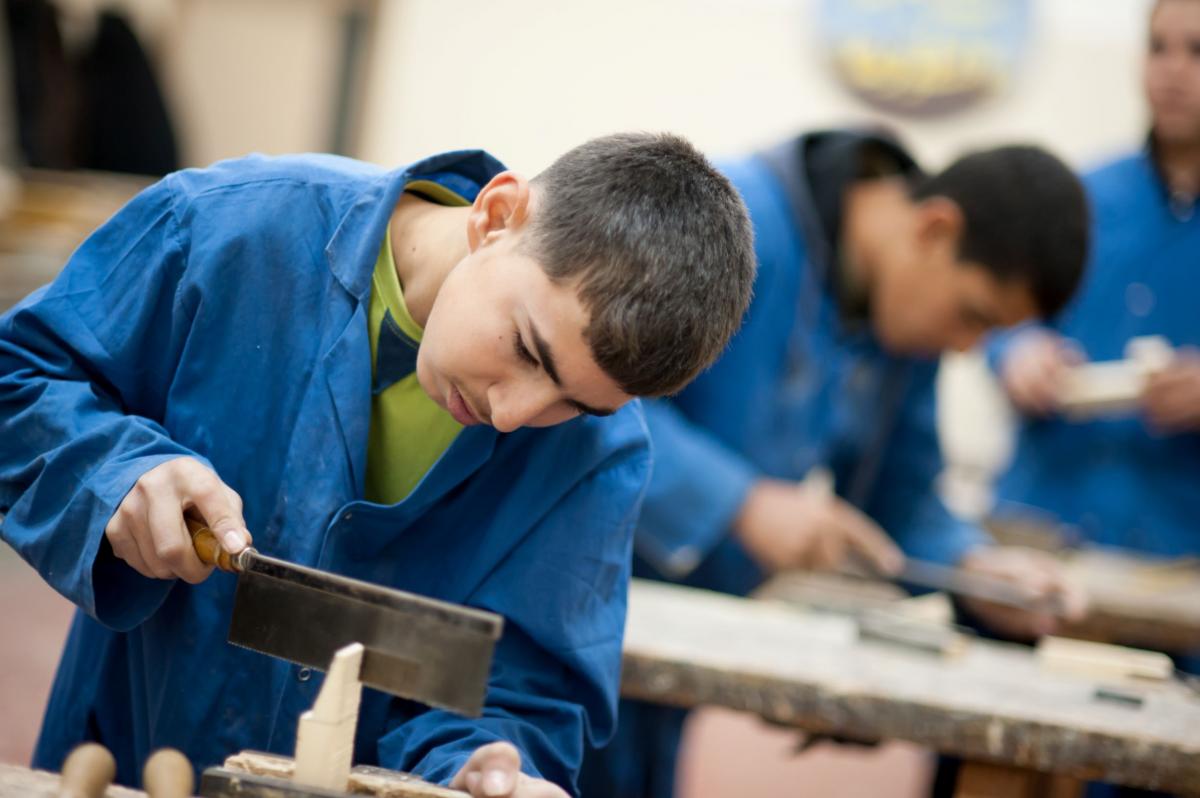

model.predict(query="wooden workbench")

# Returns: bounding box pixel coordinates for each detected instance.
[621,579,1200,796]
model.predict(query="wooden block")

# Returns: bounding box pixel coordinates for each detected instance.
[1058,361,1146,417]
[1036,636,1174,682]
[293,643,364,792]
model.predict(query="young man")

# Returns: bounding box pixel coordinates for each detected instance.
[579,131,1090,798]
[992,0,1200,668]
[0,134,756,798]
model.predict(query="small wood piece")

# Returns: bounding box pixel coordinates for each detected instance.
[856,609,970,658]
[1058,335,1173,419]
[1037,636,1174,683]
[142,749,194,798]
[59,743,117,798]
[293,643,365,792]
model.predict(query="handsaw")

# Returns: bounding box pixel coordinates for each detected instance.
[188,518,503,717]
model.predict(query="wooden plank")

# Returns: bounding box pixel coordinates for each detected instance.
[621,579,1200,795]
[221,751,465,797]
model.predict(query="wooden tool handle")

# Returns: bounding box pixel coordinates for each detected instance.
[142,748,194,798]
[186,516,237,573]
[58,742,115,798]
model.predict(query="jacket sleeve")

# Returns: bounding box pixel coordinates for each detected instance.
[632,398,758,578]
[376,439,650,797]
[0,176,208,630]
[864,362,992,565]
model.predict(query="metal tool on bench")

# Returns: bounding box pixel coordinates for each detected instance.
[894,557,1071,616]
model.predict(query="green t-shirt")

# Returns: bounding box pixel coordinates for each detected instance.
[364,181,469,504]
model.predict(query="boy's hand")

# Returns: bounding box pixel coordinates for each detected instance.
[733,479,904,577]
[105,457,251,583]
[957,546,1088,641]
[450,742,568,798]
[1000,329,1084,416]
[1142,349,1200,432]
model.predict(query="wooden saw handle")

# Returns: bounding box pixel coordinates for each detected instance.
[142,748,194,798]
[58,742,115,798]
[186,516,237,573]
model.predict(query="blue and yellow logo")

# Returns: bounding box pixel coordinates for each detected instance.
[819,0,1031,115]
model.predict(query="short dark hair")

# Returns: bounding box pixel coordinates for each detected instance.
[911,145,1088,318]
[527,132,755,397]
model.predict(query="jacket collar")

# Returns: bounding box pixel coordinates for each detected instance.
[323,149,507,300]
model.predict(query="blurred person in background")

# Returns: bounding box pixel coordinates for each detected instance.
[3,0,177,175]
[580,128,1091,798]
[985,4,1200,793]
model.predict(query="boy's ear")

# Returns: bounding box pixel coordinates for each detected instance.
[467,171,532,252]
[914,195,964,250]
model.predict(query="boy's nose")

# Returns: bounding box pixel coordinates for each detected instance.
[488,381,560,433]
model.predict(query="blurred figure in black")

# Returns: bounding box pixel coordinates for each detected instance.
[3,0,177,175]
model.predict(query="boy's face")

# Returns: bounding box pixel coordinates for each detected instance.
[867,197,1039,356]
[416,175,633,433]
[1145,0,1200,144]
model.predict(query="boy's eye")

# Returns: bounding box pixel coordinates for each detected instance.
[513,330,539,367]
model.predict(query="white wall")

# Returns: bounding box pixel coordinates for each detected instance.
[359,0,1153,174]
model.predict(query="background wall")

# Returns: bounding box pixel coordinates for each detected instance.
[358,0,1151,174]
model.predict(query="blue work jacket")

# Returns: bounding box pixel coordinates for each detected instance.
[990,148,1200,557]
[0,151,649,795]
